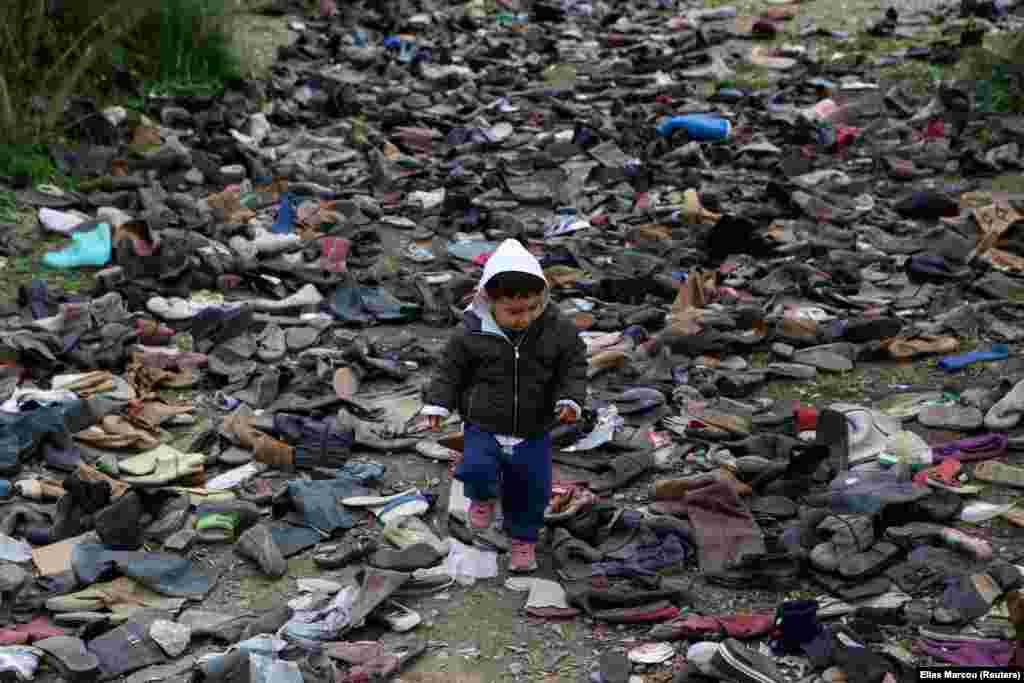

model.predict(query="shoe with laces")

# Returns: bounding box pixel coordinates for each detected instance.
[509,540,538,573]
[468,500,495,530]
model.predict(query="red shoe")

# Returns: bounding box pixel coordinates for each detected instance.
[467,500,495,530]
[509,540,538,573]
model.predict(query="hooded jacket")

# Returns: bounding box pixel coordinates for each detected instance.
[423,239,587,439]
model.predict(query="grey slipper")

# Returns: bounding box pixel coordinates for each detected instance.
[257,324,287,362]
[285,327,320,351]
[219,445,254,466]
[34,636,100,676]
[368,543,444,571]
[791,348,854,373]
[236,525,287,579]
[766,362,817,380]
[839,542,903,580]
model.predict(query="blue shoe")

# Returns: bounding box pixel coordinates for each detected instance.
[398,41,419,64]
[271,194,296,234]
[43,223,112,269]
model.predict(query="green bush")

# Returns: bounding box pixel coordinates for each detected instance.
[154,0,241,88]
[956,32,1024,115]
[0,145,57,186]
[0,0,242,145]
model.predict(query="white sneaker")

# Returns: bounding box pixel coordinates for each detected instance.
[247,284,324,312]
[250,229,302,255]
[39,208,87,234]
[95,207,135,228]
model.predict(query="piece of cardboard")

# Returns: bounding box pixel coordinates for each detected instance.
[32,532,96,576]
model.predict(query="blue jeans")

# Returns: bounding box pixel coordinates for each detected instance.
[455,424,552,543]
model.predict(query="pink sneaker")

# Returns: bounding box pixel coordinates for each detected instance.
[468,500,495,530]
[509,540,538,573]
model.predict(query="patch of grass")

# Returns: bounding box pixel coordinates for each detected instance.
[877,363,932,387]
[957,336,980,353]
[156,0,241,86]
[878,60,944,95]
[729,66,774,92]
[240,558,320,609]
[0,192,16,224]
[0,208,99,298]
[749,351,771,369]
[0,145,57,185]
[230,12,296,80]
[412,589,538,681]
[761,369,867,405]
[987,173,1024,195]
[147,79,227,99]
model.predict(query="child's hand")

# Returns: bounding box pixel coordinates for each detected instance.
[557,406,577,425]
[428,415,442,432]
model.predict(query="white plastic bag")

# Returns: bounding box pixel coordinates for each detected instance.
[445,538,498,586]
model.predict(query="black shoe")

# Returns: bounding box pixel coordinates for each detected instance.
[312,537,377,569]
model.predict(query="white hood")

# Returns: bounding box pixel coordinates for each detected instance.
[468,239,548,335]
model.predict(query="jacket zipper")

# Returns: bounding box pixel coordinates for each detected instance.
[472,322,534,435]
[513,343,521,434]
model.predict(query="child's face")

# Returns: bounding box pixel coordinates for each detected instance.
[492,293,544,331]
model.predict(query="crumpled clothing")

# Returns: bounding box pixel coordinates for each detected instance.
[287,475,364,534]
[917,639,1013,667]
[591,532,689,578]
[283,585,358,647]
[446,538,499,585]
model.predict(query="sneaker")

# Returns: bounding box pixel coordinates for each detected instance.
[467,500,495,530]
[509,540,538,573]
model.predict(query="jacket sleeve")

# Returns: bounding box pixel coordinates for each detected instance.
[553,324,588,409]
[423,332,472,412]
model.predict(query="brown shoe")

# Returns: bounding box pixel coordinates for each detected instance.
[588,350,629,378]
[883,335,959,360]
[76,464,131,499]
[127,400,194,429]
[253,435,295,470]
[222,415,264,449]
[778,316,819,343]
